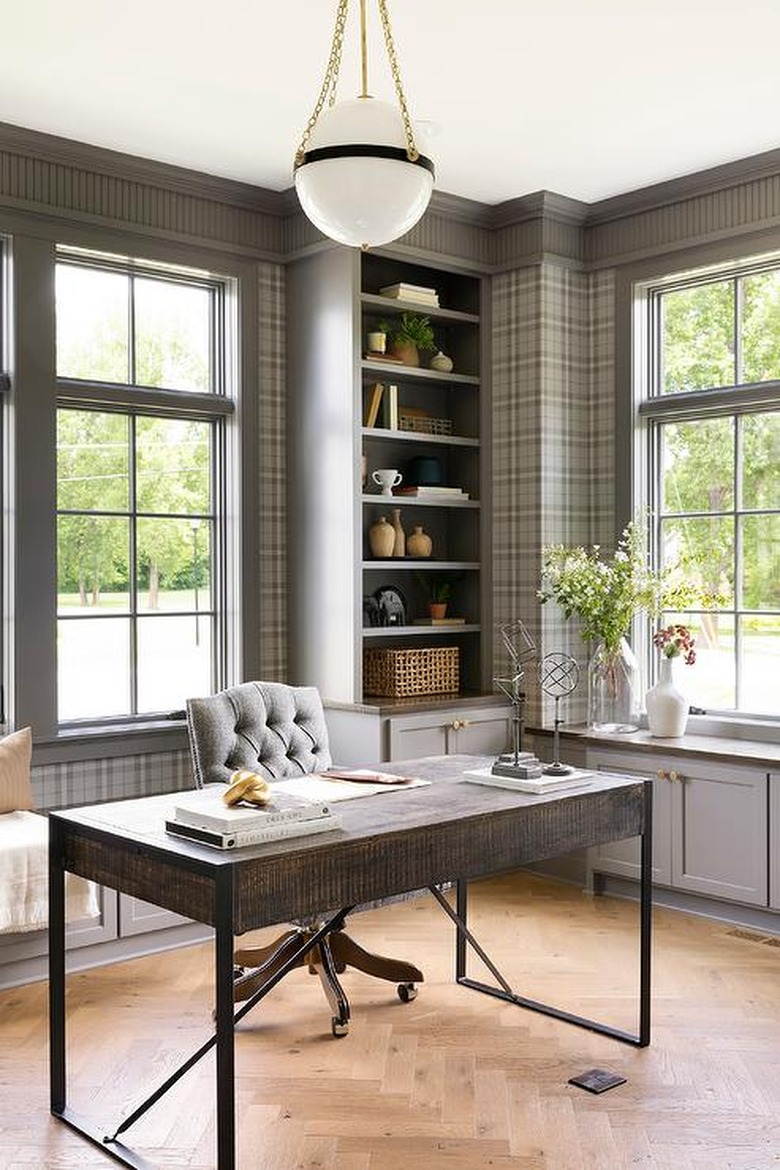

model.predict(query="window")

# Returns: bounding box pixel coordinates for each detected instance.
[54,253,234,725]
[640,262,780,719]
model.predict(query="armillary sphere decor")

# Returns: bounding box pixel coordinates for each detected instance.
[538,652,580,776]
[493,620,537,768]
[294,0,435,248]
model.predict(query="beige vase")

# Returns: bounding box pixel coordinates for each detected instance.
[368,516,395,558]
[391,508,406,557]
[407,525,432,557]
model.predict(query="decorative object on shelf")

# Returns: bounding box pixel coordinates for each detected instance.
[416,571,459,620]
[539,520,698,733]
[293,0,435,249]
[371,585,407,627]
[366,328,387,355]
[538,652,579,776]
[646,624,696,737]
[429,350,453,373]
[364,382,385,427]
[398,409,453,436]
[388,312,435,367]
[391,508,406,557]
[363,645,459,697]
[407,525,432,558]
[372,468,402,496]
[405,453,443,485]
[492,619,537,774]
[368,515,395,558]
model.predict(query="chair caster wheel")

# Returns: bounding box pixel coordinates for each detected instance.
[331,1017,349,1037]
[397,982,417,1003]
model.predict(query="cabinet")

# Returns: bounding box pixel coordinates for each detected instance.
[587,747,768,907]
[771,773,780,911]
[288,245,492,715]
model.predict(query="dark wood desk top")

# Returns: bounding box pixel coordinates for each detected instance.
[50,755,646,934]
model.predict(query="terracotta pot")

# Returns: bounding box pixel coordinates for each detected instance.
[390,340,420,367]
[429,602,448,620]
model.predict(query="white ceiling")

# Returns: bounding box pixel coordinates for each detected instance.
[2,0,780,206]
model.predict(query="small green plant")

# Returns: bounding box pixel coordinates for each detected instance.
[416,572,457,603]
[391,312,435,352]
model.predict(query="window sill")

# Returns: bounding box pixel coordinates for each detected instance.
[32,720,189,765]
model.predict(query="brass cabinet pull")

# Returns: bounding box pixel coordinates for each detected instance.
[451,719,461,730]
[657,768,668,780]
[657,767,683,782]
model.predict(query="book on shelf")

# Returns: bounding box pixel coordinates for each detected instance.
[379,282,440,307]
[393,485,469,499]
[165,812,342,850]
[364,382,385,427]
[412,617,467,626]
[380,383,399,430]
[462,765,593,795]
[171,784,332,834]
[364,351,405,363]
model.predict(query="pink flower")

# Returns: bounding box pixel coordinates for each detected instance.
[652,624,696,666]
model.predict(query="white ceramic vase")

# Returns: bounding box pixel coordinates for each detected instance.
[645,657,688,737]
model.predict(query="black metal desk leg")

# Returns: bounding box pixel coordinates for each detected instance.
[49,818,67,1116]
[638,778,654,1048]
[214,870,236,1170]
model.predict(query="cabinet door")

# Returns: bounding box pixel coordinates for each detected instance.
[388,704,510,760]
[671,760,768,906]
[118,894,194,937]
[770,773,780,911]
[586,750,673,885]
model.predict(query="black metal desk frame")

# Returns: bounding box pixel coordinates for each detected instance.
[48,761,652,1170]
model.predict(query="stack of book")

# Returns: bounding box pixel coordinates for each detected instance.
[379,282,440,308]
[463,758,593,795]
[392,484,469,500]
[165,785,341,849]
[364,383,399,430]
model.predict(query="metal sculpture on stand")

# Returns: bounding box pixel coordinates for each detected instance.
[538,652,579,776]
[492,620,542,779]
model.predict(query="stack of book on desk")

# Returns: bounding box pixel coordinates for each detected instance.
[165,786,341,850]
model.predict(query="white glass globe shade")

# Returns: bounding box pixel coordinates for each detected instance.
[295,97,435,248]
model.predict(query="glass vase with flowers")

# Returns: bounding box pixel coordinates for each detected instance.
[539,521,691,732]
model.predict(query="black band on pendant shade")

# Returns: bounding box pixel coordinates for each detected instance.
[296,143,435,178]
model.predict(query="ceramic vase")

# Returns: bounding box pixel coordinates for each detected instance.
[429,350,453,373]
[645,657,689,737]
[391,508,406,557]
[407,525,432,557]
[368,516,395,558]
[390,340,419,366]
[587,637,639,732]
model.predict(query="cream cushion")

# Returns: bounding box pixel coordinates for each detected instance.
[0,727,34,814]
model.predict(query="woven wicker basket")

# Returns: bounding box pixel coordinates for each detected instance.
[363,646,460,697]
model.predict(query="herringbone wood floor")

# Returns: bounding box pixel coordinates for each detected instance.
[1,872,779,1170]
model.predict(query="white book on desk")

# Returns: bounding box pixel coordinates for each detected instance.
[165,812,342,850]
[462,766,593,795]
[172,784,331,834]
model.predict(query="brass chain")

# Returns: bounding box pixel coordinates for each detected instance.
[295,0,350,166]
[377,0,419,160]
[295,0,421,166]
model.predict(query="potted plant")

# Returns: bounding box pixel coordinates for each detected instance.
[388,312,436,367]
[417,572,456,619]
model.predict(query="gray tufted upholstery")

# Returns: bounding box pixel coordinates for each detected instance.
[186,681,332,788]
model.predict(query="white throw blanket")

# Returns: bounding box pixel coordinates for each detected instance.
[0,810,100,934]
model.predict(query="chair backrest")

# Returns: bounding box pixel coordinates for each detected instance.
[186,681,332,787]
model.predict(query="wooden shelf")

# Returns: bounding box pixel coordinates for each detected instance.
[361,494,479,509]
[363,624,481,639]
[361,427,479,448]
[361,292,479,325]
[362,560,479,572]
[362,360,479,386]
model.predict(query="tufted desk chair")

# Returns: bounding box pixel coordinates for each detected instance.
[186,680,422,1036]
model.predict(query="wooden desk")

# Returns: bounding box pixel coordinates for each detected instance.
[49,754,652,1170]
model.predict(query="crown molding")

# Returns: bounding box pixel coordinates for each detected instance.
[490,190,589,230]
[0,120,286,217]
[586,145,780,226]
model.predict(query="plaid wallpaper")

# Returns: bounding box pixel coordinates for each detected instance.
[491,262,616,725]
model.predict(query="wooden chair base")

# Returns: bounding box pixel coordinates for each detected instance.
[233,926,423,1036]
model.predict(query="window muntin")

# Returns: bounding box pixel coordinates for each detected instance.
[646,259,780,719]
[54,253,231,727]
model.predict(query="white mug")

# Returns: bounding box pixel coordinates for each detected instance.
[372,468,402,496]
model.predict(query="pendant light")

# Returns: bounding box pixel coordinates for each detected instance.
[294,0,435,249]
